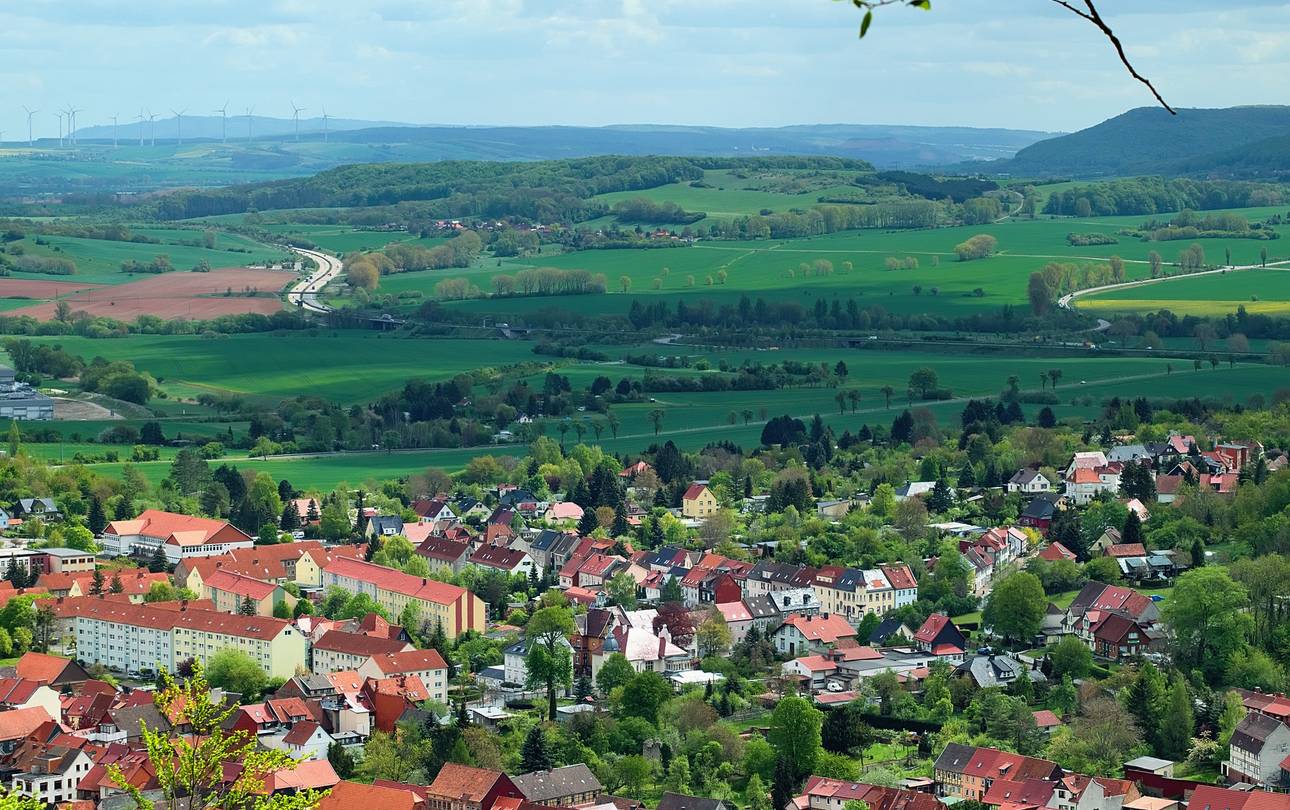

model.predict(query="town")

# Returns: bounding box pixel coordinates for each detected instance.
[0,408,1284,810]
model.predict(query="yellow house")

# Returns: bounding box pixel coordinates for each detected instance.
[171,610,306,680]
[682,483,717,519]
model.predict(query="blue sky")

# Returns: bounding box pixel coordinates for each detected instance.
[2,0,1287,138]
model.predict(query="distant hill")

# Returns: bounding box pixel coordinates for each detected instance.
[73,115,413,142]
[994,105,1290,178]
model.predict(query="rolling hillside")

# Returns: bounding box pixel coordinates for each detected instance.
[995,105,1290,178]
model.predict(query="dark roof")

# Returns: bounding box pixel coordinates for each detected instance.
[511,765,603,802]
[934,742,976,774]
[109,704,171,738]
[869,616,907,645]
[1230,712,1285,754]
[742,595,780,620]
[657,793,730,810]
[1020,499,1055,520]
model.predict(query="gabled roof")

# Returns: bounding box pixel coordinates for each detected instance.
[204,570,278,600]
[778,614,857,644]
[682,483,711,501]
[914,613,953,644]
[0,705,54,741]
[1106,543,1147,558]
[282,720,325,746]
[323,558,470,606]
[367,649,448,675]
[105,509,252,547]
[314,630,410,658]
[15,652,83,685]
[319,780,421,810]
[427,763,511,803]
[511,764,603,802]
[880,564,917,590]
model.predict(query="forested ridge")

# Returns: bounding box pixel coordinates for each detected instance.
[149,156,872,221]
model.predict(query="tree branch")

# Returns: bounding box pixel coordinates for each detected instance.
[842,0,1175,114]
[1049,0,1174,114]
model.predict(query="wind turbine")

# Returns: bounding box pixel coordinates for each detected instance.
[290,101,305,141]
[245,105,255,141]
[68,107,83,145]
[321,105,329,142]
[55,111,65,147]
[146,110,158,146]
[22,107,38,147]
[110,114,119,148]
[172,109,187,145]
[215,101,228,143]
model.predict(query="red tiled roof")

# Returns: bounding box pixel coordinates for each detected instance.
[323,557,470,606]
[105,509,252,547]
[0,705,54,740]
[914,613,951,643]
[367,648,448,675]
[73,598,292,641]
[682,483,710,501]
[15,652,76,685]
[781,614,857,644]
[314,630,410,658]
[880,563,917,590]
[1032,710,1062,728]
[320,781,422,810]
[427,763,509,803]
[1106,543,1147,558]
[1037,542,1076,562]
[282,721,323,746]
[417,537,471,562]
[204,570,278,600]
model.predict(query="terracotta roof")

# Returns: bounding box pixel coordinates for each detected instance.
[914,613,951,643]
[1032,710,1062,728]
[320,781,422,810]
[427,763,510,803]
[204,569,278,600]
[1037,542,1076,562]
[780,614,857,644]
[880,563,917,590]
[1106,543,1147,558]
[74,598,292,641]
[105,509,252,547]
[265,758,340,792]
[282,720,323,746]
[682,483,710,501]
[0,705,54,740]
[15,652,78,685]
[469,545,529,571]
[324,558,470,606]
[367,648,448,675]
[314,630,410,658]
[416,537,470,562]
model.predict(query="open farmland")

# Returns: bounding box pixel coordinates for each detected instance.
[1078,267,1290,316]
[10,267,296,321]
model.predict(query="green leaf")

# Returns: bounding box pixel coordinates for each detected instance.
[909,0,932,8]
[859,10,873,37]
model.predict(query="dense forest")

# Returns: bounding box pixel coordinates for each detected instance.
[1043,177,1285,217]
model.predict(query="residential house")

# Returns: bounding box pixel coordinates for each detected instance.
[366,515,405,539]
[511,764,603,806]
[11,498,59,522]
[682,483,717,519]
[811,567,867,623]
[1223,711,1290,787]
[592,620,688,678]
[1018,498,1058,535]
[319,781,425,810]
[881,564,919,609]
[913,614,967,661]
[772,613,857,656]
[0,678,60,717]
[801,776,945,810]
[425,763,522,810]
[933,744,1061,801]
[415,537,473,573]
[7,745,94,805]
[1037,542,1077,563]
[1008,469,1052,494]
[411,499,456,523]
[1064,465,1122,506]
[1049,774,1138,810]
[468,545,538,579]
[357,649,450,704]
[956,652,1044,689]
[13,652,90,689]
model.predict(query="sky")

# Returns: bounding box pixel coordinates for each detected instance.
[2,0,1288,138]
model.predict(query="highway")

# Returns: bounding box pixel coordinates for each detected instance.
[286,247,342,313]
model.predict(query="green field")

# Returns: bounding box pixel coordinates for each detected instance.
[23,332,543,405]
[4,230,289,287]
[1079,267,1290,316]
[369,211,1290,321]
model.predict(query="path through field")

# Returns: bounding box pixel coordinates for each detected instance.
[1059,260,1290,314]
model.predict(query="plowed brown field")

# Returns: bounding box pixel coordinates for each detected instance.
[12,268,294,320]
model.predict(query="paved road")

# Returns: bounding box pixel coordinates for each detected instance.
[286,247,342,313]
[1058,260,1290,315]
